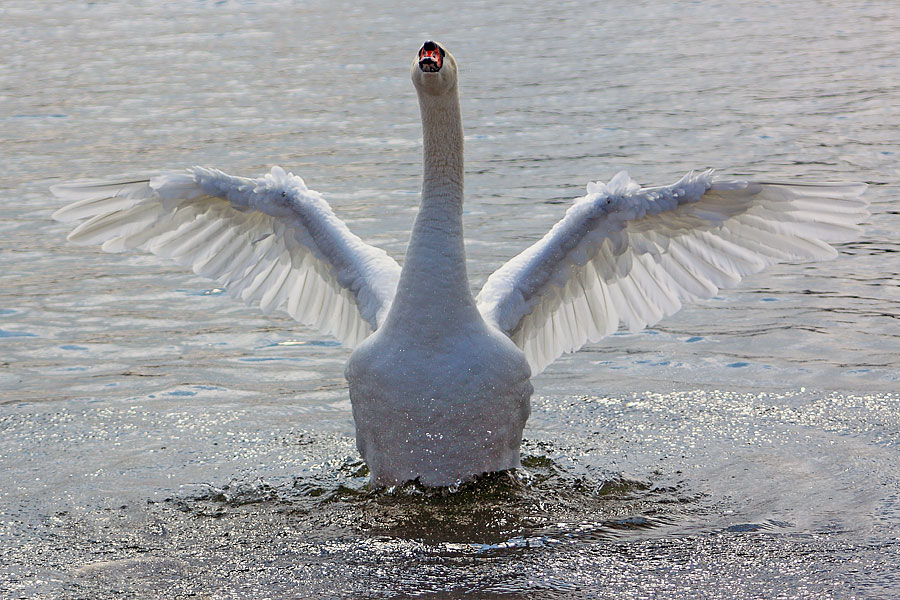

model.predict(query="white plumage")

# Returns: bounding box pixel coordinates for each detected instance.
[52,42,867,487]
[476,170,867,374]
[53,166,401,347]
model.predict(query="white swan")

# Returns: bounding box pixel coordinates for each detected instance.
[52,41,867,487]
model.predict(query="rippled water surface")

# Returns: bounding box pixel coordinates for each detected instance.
[2,1,899,598]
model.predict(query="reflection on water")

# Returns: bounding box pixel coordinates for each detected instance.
[4,386,900,597]
[2,0,900,597]
[12,410,895,599]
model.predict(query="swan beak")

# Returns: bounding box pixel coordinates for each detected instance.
[418,41,443,73]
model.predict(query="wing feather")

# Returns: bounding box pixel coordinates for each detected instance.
[477,171,867,375]
[53,166,401,347]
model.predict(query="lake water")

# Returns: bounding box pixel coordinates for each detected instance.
[2,1,899,598]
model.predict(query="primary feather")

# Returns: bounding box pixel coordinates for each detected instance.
[475,170,867,375]
[52,166,401,347]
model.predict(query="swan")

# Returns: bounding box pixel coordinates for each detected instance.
[52,41,867,487]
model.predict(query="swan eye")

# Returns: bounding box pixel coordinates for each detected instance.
[418,41,443,72]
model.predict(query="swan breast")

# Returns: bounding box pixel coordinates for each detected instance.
[346,321,531,487]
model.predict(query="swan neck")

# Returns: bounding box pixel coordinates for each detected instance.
[420,90,464,206]
[384,86,475,333]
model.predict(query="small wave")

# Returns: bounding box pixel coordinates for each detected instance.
[169,438,695,549]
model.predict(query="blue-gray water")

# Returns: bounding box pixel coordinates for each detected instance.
[2,1,899,598]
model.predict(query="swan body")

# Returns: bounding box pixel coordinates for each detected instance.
[52,42,868,487]
[348,47,532,485]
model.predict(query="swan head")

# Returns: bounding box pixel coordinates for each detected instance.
[411,41,458,97]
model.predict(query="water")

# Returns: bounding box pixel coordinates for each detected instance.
[2,0,899,598]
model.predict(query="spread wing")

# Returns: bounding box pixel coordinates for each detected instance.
[52,166,401,346]
[476,170,867,375]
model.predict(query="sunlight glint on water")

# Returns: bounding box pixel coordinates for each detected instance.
[1,1,899,598]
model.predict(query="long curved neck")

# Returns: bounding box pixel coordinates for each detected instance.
[420,91,464,208]
[385,86,478,335]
